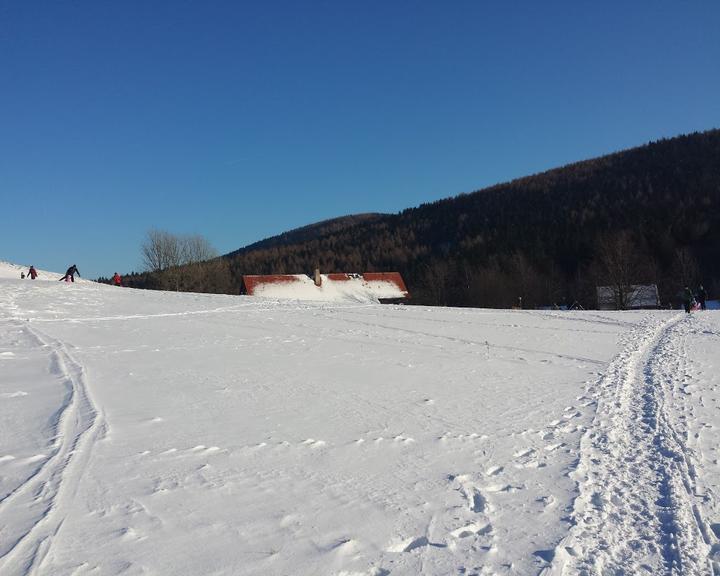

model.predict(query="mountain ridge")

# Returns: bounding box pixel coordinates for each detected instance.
[227,213,388,256]
[126,128,720,308]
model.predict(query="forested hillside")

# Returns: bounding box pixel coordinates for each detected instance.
[124,129,720,308]
[228,213,388,254]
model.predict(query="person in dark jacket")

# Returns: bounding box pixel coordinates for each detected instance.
[27,266,38,280]
[697,284,708,310]
[682,286,694,313]
[59,264,80,282]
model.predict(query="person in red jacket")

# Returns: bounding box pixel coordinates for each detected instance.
[112,272,122,286]
[27,266,38,279]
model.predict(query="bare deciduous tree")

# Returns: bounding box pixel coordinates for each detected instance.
[507,252,543,308]
[141,229,222,291]
[420,259,452,306]
[182,234,218,264]
[594,231,643,310]
[142,229,182,272]
[673,247,699,288]
[142,230,218,272]
[182,235,219,289]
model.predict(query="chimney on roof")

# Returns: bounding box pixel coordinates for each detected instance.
[314,268,322,287]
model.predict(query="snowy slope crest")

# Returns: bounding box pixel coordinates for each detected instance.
[0,261,88,283]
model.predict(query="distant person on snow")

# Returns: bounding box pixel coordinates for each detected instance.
[112,272,122,286]
[59,264,80,283]
[27,266,38,280]
[697,284,707,311]
[682,286,694,314]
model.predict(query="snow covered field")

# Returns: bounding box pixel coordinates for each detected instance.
[1,262,719,575]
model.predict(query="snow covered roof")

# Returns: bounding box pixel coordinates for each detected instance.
[242,272,409,303]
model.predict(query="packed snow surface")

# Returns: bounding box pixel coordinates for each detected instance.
[1,261,719,575]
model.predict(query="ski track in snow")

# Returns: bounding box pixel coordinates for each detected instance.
[0,317,105,576]
[545,314,717,576]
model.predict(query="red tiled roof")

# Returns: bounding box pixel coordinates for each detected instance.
[243,275,303,295]
[362,272,408,294]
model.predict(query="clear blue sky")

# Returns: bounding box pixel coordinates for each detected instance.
[2,1,719,279]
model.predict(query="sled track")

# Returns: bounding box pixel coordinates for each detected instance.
[0,322,105,576]
[544,314,716,576]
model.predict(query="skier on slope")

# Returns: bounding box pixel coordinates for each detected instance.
[27,265,38,279]
[112,272,122,286]
[59,264,80,283]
